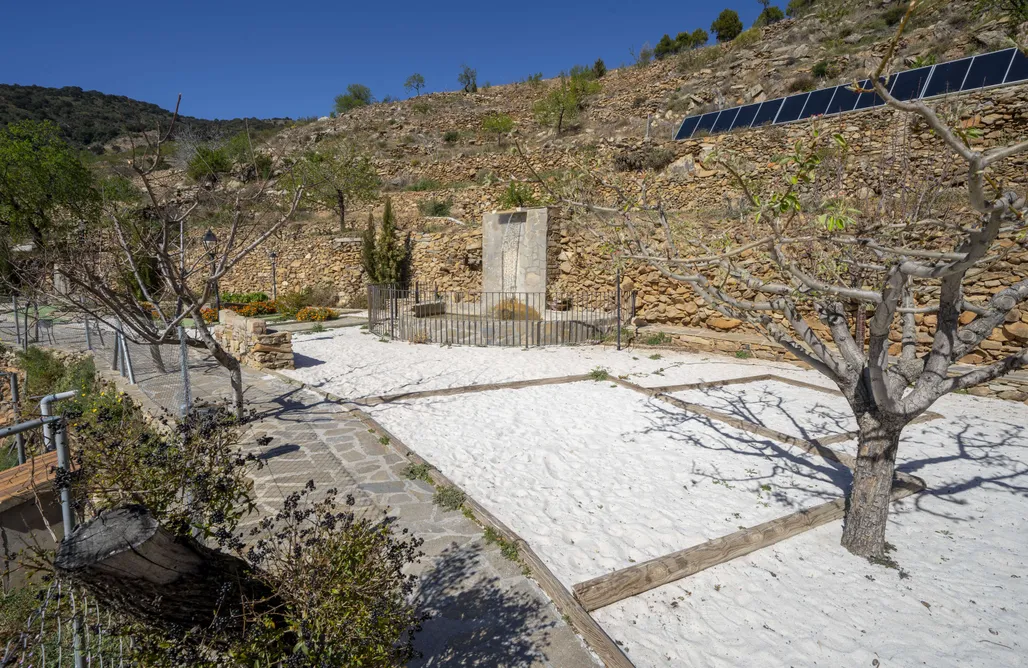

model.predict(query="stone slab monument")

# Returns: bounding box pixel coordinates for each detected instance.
[482,207,548,295]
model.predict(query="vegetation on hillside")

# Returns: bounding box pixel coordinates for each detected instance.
[0,84,285,150]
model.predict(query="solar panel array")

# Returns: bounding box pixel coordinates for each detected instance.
[674,48,1028,141]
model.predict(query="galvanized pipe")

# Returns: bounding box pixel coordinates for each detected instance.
[0,415,62,439]
[6,373,26,464]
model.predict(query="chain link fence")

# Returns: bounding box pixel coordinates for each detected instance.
[0,302,232,417]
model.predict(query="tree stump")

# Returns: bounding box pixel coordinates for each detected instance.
[55,505,278,640]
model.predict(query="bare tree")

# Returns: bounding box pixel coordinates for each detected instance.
[27,96,305,418]
[519,3,1028,557]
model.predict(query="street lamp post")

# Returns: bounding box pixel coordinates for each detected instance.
[202,229,220,312]
[269,251,278,301]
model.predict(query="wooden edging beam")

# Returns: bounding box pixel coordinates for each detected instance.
[353,373,595,407]
[572,475,925,612]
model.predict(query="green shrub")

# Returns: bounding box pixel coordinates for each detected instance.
[812,60,831,78]
[494,298,541,321]
[15,347,95,398]
[593,58,607,78]
[481,113,514,144]
[498,181,540,209]
[755,5,785,27]
[642,331,673,346]
[458,64,478,93]
[732,27,763,49]
[588,367,610,381]
[418,197,452,217]
[405,178,441,191]
[221,291,269,304]
[274,289,313,319]
[443,130,460,144]
[434,485,466,511]
[403,462,434,484]
[186,145,231,180]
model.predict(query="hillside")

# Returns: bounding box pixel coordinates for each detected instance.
[257,0,1022,230]
[0,84,290,150]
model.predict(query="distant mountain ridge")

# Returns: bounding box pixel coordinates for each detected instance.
[0,84,289,149]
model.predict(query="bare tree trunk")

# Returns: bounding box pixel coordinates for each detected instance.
[191,321,245,420]
[56,505,280,642]
[841,411,905,557]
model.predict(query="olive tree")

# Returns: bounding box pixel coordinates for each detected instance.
[519,8,1028,558]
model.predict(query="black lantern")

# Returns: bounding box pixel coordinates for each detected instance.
[202,228,218,252]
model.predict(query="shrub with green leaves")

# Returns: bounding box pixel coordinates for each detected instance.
[443,130,460,144]
[433,485,466,511]
[755,5,785,27]
[361,197,411,285]
[186,145,231,181]
[593,58,607,78]
[417,197,452,217]
[498,181,540,209]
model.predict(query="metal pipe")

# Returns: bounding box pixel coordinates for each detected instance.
[121,333,136,384]
[84,315,92,350]
[616,268,622,352]
[40,391,77,453]
[178,325,192,417]
[6,373,26,464]
[12,295,21,346]
[0,415,62,439]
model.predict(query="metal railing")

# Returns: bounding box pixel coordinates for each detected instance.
[368,284,634,347]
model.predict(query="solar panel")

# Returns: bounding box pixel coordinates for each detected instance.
[922,58,972,97]
[888,66,933,101]
[854,78,887,110]
[730,103,762,130]
[751,98,784,127]
[675,115,701,140]
[775,93,810,124]
[672,48,1028,141]
[711,107,741,133]
[826,83,862,115]
[1002,48,1028,85]
[693,111,721,136]
[963,49,1016,90]
[798,87,836,119]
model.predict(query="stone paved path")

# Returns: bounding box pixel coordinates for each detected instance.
[31,317,601,668]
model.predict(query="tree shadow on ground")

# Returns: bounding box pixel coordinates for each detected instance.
[411,542,554,667]
[292,352,326,369]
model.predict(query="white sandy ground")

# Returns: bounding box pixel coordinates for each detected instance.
[368,382,848,587]
[283,327,833,399]
[591,393,1028,668]
[673,379,858,441]
[288,331,1028,666]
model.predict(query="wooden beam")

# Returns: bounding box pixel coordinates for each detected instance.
[572,476,925,613]
[351,373,594,407]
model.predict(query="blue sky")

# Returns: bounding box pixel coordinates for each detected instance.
[2,0,767,120]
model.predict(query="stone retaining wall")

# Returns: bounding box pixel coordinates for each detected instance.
[213,310,294,370]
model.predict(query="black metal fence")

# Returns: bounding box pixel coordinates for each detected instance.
[368,284,633,347]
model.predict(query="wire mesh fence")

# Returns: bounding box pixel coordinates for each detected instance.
[368,284,633,347]
[0,301,232,418]
[2,580,130,667]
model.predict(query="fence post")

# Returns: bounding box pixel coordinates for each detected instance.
[84,315,92,350]
[111,332,121,372]
[12,295,21,347]
[389,286,396,340]
[7,373,25,465]
[122,334,136,384]
[178,326,192,417]
[616,269,623,351]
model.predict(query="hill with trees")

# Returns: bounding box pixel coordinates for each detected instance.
[0,84,290,150]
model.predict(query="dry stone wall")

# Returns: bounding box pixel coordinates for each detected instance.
[213,310,294,370]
